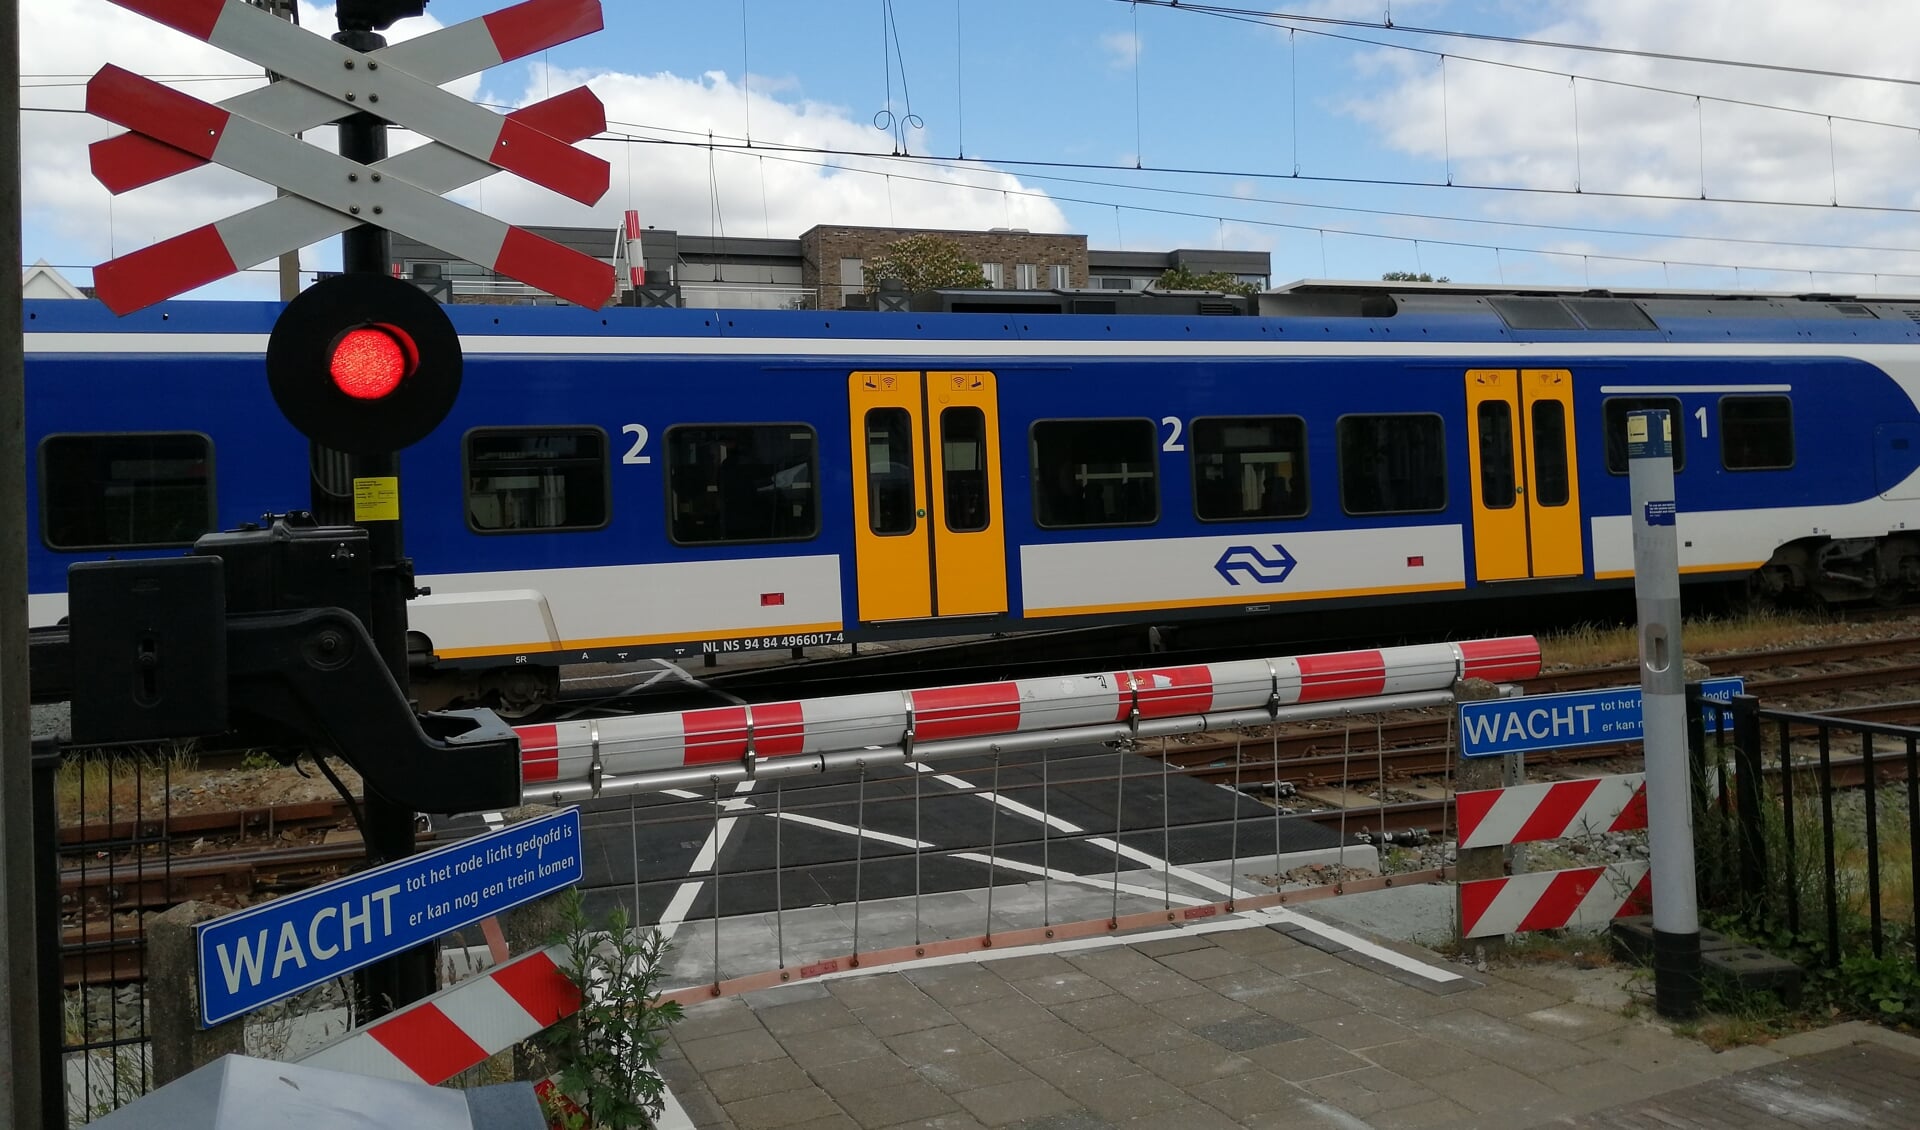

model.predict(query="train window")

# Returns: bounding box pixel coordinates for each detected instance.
[465,427,609,533]
[1338,414,1447,515]
[1191,416,1308,521]
[1721,396,1794,470]
[667,424,819,544]
[40,432,215,550]
[1475,402,1517,510]
[1531,400,1571,506]
[864,408,917,536]
[941,407,991,533]
[1031,419,1158,528]
[1603,397,1686,473]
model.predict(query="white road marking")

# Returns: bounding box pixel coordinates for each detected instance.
[656,781,756,942]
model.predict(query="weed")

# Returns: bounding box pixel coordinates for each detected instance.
[537,891,683,1129]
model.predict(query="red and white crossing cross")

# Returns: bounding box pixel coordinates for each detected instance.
[86,0,616,313]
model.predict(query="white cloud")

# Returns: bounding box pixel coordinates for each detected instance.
[1331,0,1920,286]
[1100,31,1141,72]
[25,2,1068,300]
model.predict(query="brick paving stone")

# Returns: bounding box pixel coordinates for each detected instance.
[949,995,1059,1035]
[1302,1010,1417,1050]
[1511,1002,1633,1040]
[1007,971,1116,1006]
[1242,982,1364,1024]
[989,953,1081,982]
[1049,994,1163,1032]
[885,1024,997,1064]
[1308,973,1464,1021]
[783,1026,895,1071]
[1194,1014,1309,1051]
[1207,924,1296,954]
[681,1028,794,1073]
[1189,1067,1316,1120]
[784,1118,858,1130]
[748,983,836,1008]
[914,1050,1035,1094]
[880,1116,988,1130]
[727,1086,846,1130]
[1100,968,1205,1004]
[1559,1043,1920,1128]
[1359,1037,1486,1081]
[1091,1017,1206,1058]
[1196,966,1308,1002]
[1363,1095,1478,1129]
[834,1079,963,1129]
[1242,1035,1374,1081]
[1452,983,1561,1018]
[1145,989,1257,1028]
[1151,944,1258,981]
[1024,1046,1150,1089]
[1059,1067,1195,1122]
[672,1084,733,1129]
[677,997,768,1042]
[1133,1043,1256,1086]
[1408,1008,1603,1074]
[755,997,861,1039]
[952,1077,1084,1127]
[826,974,931,1011]
[1002,1110,1115,1130]
[1131,935,1219,958]
[907,965,1024,1008]
[1528,1054,1654,1097]
[1300,1065,1441,1117]
[979,1018,1101,1062]
[1130,1100,1250,1130]
[806,1054,922,1096]
[1249,945,1348,977]
[852,999,959,1038]
[1417,1060,1559,1114]
[1064,947,1163,978]
[705,1059,818,1104]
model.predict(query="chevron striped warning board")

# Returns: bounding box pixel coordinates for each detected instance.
[86,0,615,312]
[300,945,581,1085]
[1455,771,1656,938]
[1456,773,1647,851]
[1460,861,1653,938]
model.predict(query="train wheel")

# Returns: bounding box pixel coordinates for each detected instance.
[483,667,558,720]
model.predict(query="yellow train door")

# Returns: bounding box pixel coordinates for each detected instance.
[1465,368,1584,582]
[847,371,1008,622]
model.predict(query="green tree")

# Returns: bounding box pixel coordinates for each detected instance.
[1152,265,1259,296]
[1381,271,1451,282]
[863,234,990,291]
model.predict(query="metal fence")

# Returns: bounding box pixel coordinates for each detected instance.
[1707,695,1919,974]
[34,738,170,1126]
[560,711,1464,1006]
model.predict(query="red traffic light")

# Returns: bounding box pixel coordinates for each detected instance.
[267,274,462,453]
[329,326,415,400]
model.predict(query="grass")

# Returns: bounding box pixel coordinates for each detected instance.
[53,744,197,825]
[1540,607,1861,669]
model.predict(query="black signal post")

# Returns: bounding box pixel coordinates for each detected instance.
[330,0,435,1018]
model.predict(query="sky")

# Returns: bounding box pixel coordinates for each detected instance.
[26,0,1920,302]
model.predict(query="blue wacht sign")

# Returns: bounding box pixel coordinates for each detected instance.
[1458,677,1744,759]
[196,808,582,1027]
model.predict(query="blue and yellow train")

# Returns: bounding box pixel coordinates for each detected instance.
[26,282,1920,711]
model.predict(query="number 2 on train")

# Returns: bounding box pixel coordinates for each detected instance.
[622,423,652,464]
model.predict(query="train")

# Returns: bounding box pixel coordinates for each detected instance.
[25,281,1920,714]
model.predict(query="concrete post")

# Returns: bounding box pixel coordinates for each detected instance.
[1628,408,1702,1019]
[148,902,248,1086]
[1453,677,1510,955]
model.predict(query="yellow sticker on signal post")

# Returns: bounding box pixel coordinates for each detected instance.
[353,476,400,522]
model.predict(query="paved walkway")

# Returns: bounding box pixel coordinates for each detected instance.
[654,907,1920,1129]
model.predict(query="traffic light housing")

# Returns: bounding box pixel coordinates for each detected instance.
[267,273,463,453]
[337,0,429,31]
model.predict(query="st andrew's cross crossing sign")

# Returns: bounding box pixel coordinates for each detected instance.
[86,0,616,312]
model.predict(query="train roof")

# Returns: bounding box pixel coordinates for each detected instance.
[25,281,1920,350]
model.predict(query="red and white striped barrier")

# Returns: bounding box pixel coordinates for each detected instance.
[624,209,647,290]
[1455,773,1647,850]
[518,636,1541,801]
[300,946,579,1085]
[1458,861,1651,938]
